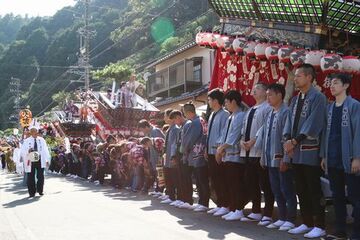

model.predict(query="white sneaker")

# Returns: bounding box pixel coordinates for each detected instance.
[159,195,169,200]
[160,198,173,204]
[213,207,230,216]
[221,211,234,219]
[174,201,184,207]
[170,200,180,206]
[288,224,311,234]
[225,210,244,221]
[207,207,220,214]
[258,216,272,226]
[304,227,326,238]
[193,205,208,212]
[240,213,262,222]
[178,202,193,209]
[267,220,285,229]
[279,221,295,231]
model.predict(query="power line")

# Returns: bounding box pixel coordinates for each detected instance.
[115,9,214,66]
[89,0,180,63]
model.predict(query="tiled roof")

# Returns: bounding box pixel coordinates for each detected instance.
[209,0,360,34]
[152,85,209,107]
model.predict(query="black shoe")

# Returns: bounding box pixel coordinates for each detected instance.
[38,192,44,196]
[29,194,35,198]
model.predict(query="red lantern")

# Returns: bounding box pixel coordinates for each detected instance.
[320,54,343,74]
[216,34,231,50]
[278,45,294,63]
[195,32,204,46]
[265,44,280,61]
[243,41,257,58]
[210,32,221,48]
[232,37,247,54]
[305,50,326,70]
[202,32,213,48]
[342,56,360,74]
[290,49,307,68]
[224,36,234,53]
[255,43,270,60]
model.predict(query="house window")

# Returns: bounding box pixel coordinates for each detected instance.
[193,62,202,83]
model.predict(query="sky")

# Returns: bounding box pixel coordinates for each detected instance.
[0,0,76,17]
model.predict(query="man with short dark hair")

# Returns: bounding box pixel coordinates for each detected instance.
[160,109,181,204]
[256,83,297,230]
[320,73,360,240]
[179,102,210,211]
[283,63,327,238]
[240,82,274,224]
[206,88,230,215]
[215,90,246,220]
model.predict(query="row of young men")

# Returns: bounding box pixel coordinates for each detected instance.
[157,64,360,240]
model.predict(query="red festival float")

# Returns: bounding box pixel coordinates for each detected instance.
[196,0,360,106]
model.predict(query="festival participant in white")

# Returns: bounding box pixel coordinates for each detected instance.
[20,120,51,198]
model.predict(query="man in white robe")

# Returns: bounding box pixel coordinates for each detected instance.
[20,123,51,198]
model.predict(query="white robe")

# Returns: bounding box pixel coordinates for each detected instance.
[20,136,51,173]
[12,147,23,174]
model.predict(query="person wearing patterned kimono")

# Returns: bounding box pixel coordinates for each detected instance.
[256,84,297,231]
[240,83,274,224]
[138,119,165,194]
[182,102,210,212]
[283,64,327,238]
[215,90,246,220]
[206,88,230,215]
[320,73,360,240]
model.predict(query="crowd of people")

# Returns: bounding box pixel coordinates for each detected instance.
[1,63,359,240]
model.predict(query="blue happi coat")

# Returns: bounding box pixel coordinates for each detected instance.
[181,116,207,168]
[256,104,289,168]
[206,108,230,155]
[218,109,245,163]
[240,101,272,158]
[320,96,360,174]
[283,86,327,166]
[164,124,180,168]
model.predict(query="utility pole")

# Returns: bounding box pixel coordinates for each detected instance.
[9,77,21,127]
[77,0,95,93]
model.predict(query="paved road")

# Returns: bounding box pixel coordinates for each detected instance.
[0,171,309,240]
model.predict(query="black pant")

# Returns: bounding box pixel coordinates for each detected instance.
[328,167,360,238]
[293,164,325,228]
[179,162,194,205]
[224,162,247,211]
[194,166,210,207]
[208,154,228,207]
[27,161,44,196]
[244,158,274,217]
[164,167,180,201]
[1,157,6,169]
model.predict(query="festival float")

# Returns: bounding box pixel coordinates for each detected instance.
[195,0,360,106]
[51,85,160,142]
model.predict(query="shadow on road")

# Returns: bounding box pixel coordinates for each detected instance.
[2,196,41,208]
